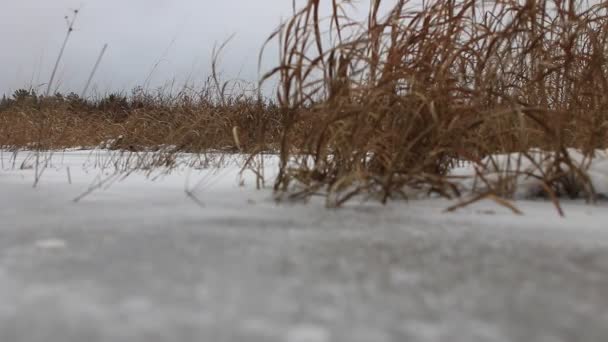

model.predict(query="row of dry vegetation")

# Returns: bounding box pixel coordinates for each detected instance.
[3,0,608,209]
[0,85,281,152]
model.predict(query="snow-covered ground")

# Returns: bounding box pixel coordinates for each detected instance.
[451,149,608,200]
[1,150,608,342]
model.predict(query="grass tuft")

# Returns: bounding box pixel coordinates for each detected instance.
[261,0,608,210]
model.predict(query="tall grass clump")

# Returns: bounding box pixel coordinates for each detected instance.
[263,0,608,207]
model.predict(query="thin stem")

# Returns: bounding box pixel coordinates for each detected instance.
[81,43,108,98]
[45,9,79,97]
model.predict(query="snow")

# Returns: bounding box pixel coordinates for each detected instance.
[34,238,68,250]
[2,148,608,225]
[2,149,608,341]
[286,324,331,342]
[451,148,608,199]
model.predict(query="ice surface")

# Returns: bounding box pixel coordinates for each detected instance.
[2,150,608,342]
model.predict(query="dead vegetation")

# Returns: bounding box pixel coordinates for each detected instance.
[261,0,608,210]
[3,0,608,212]
[0,85,281,153]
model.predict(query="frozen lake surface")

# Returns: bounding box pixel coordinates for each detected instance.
[1,150,608,342]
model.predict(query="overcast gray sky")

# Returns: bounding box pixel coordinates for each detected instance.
[0,0,299,96]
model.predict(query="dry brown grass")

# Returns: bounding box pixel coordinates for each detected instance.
[0,86,281,153]
[261,0,608,208]
[4,0,608,211]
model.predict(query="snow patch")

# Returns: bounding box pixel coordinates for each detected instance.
[34,238,67,250]
[451,148,608,199]
[285,324,331,342]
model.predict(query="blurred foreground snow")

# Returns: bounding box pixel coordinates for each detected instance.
[1,150,608,342]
